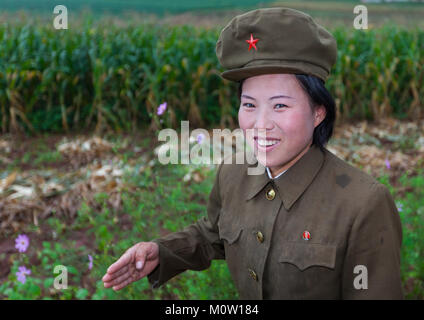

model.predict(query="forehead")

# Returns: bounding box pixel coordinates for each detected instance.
[241,74,304,97]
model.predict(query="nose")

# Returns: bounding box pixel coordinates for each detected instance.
[254,107,274,132]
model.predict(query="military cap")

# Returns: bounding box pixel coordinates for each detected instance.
[215,7,337,82]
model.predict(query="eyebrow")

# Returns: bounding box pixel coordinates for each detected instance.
[241,94,294,100]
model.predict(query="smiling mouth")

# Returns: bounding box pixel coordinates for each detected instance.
[254,137,281,147]
[253,137,282,153]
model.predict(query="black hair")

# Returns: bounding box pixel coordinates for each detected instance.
[237,74,336,150]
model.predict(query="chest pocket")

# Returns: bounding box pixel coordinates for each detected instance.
[279,241,337,271]
[217,210,243,245]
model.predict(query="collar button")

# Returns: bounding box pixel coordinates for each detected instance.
[265,188,275,200]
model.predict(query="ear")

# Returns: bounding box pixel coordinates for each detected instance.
[313,104,326,128]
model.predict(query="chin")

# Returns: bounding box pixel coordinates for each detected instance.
[255,152,287,169]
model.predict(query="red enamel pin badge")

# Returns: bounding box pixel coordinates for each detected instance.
[302,231,311,241]
[246,33,259,51]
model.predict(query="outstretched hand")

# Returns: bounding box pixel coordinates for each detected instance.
[102,241,159,291]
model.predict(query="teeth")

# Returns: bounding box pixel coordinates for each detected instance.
[257,139,279,147]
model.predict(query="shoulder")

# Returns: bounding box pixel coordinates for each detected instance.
[319,148,401,248]
[217,151,251,181]
[320,147,397,219]
[321,147,383,194]
[214,151,255,200]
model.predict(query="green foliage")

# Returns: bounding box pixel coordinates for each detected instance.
[0,0,273,15]
[397,172,424,299]
[329,26,424,122]
[33,150,62,165]
[0,239,92,300]
[379,170,424,299]
[0,161,236,300]
[0,23,422,133]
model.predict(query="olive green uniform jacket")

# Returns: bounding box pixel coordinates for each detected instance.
[147,144,403,299]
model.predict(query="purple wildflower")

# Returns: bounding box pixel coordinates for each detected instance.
[196,133,205,144]
[157,102,167,116]
[16,274,26,284]
[396,203,403,212]
[16,266,31,284]
[385,158,391,170]
[15,234,30,253]
[88,254,93,270]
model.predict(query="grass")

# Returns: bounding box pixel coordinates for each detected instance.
[0,146,239,299]
[0,129,423,299]
[377,170,424,299]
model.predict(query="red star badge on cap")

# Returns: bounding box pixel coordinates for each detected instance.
[246,33,259,51]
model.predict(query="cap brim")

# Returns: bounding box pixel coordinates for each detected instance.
[221,64,327,82]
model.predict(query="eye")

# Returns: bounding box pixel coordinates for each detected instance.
[275,103,288,109]
[242,103,255,109]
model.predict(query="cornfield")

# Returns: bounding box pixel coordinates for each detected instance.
[0,23,422,134]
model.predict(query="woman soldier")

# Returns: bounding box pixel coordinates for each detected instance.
[102,7,403,299]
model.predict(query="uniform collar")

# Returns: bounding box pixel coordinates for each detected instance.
[266,166,287,179]
[245,144,325,211]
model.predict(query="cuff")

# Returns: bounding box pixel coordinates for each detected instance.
[147,239,177,289]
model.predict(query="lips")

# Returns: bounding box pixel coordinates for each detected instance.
[253,136,281,151]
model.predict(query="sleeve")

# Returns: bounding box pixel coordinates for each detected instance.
[147,163,225,289]
[342,182,404,299]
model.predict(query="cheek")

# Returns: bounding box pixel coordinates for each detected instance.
[238,109,256,146]
[238,108,252,130]
[280,110,315,139]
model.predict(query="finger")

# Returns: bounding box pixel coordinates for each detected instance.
[107,251,132,274]
[104,272,131,288]
[113,276,134,291]
[103,264,128,280]
[135,247,148,271]
[105,272,131,288]
[102,265,129,282]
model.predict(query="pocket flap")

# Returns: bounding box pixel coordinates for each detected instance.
[279,241,336,271]
[217,212,243,245]
[218,224,243,244]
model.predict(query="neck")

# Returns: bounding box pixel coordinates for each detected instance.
[269,142,313,177]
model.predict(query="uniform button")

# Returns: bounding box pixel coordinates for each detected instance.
[265,188,275,200]
[256,231,264,243]
[248,268,258,281]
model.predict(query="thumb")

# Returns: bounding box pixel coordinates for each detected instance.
[135,245,148,271]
